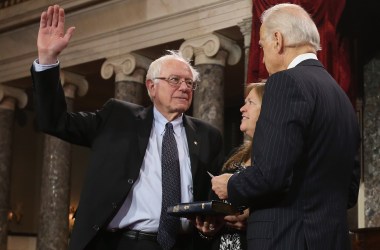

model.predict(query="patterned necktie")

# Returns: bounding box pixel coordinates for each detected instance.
[157,122,181,250]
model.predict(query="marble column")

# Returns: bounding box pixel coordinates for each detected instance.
[180,33,242,133]
[238,17,252,85]
[37,71,88,250]
[363,56,380,227]
[101,53,151,104]
[0,86,27,250]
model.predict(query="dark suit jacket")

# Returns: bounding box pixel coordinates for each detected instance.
[228,59,360,250]
[31,66,224,250]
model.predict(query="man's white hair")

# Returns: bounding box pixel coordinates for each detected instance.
[261,3,321,51]
[146,50,200,83]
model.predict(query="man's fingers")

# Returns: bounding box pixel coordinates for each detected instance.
[39,11,47,29]
[46,6,54,27]
[52,5,60,27]
[57,7,66,30]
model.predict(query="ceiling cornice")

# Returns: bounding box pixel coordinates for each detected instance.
[0,0,251,84]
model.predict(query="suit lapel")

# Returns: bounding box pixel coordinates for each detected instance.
[183,116,200,177]
[137,106,154,163]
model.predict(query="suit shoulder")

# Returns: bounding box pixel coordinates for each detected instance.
[185,115,221,135]
[102,98,146,115]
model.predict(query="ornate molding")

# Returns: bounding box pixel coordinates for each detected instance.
[0,0,251,83]
[180,33,242,66]
[60,70,89,98]
[101,53,152,83]
[238,17,252,49]
[0,0,108,33]
[0,85,27,109]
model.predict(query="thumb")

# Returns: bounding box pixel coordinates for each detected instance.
[64,26,75,42]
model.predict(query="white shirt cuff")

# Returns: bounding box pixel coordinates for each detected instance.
[33,59,59,72]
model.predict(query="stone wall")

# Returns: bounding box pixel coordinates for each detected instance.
[363,54,380,227]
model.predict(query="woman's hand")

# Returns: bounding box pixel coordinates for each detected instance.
[190,215,225,237]
[224,208,249,231]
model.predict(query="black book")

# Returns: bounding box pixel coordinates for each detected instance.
[167,200,241,218]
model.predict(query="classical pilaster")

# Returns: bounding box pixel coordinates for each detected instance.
[238,17,252,85]
[363,56,380,227]
[0,85,27,250]
[180,33,242,133]
[37,71,88,250]
[101,53,151,104]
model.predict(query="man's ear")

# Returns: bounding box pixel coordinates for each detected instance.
[146,79,152,89]
[146,79,155,96]
[274,31,284,53]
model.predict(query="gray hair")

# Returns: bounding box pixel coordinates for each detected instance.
[146,50,200,83]
[261,3,321,51]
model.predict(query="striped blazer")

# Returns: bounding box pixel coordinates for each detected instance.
[228,59,360,250]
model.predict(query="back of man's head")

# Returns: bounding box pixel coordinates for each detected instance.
[261,3,321,52]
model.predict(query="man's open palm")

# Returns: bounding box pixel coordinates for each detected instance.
[37,5,75,64]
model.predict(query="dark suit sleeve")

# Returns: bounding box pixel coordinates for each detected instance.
[206,128,224,201]
[227,72,311,207]
[347,154,361,209]
[31,64,113,146]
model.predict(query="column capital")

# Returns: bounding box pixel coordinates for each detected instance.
[60,70,89,98]
[101,53,152,83]
[0,85,27,110]
[179,33,242,66]
[238,17,252,48]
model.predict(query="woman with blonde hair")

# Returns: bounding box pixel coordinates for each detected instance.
[213,82,265,250]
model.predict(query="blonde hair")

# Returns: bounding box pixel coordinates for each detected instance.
[222,82,265,172]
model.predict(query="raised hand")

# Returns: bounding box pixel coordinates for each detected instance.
[37,5,75,65]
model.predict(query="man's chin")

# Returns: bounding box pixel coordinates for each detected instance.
[173,104,190,113]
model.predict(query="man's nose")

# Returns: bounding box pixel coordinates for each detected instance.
[178,80,189,90]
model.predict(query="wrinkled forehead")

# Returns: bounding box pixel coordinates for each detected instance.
[161,59,192,76]
[259,25,270,42]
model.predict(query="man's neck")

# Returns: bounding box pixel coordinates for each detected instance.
[154,106,182,122]
[284,45,316,68]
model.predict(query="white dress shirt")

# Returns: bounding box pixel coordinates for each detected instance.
[107,108,193,232]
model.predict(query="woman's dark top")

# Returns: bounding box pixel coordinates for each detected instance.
[211,161,248,250]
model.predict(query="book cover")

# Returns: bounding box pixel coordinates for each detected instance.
[167,200,241,218]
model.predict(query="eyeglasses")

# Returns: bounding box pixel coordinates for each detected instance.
[154,75,198,90]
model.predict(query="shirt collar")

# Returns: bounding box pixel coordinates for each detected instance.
[153,107,183,136]
[287,53,318,69]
